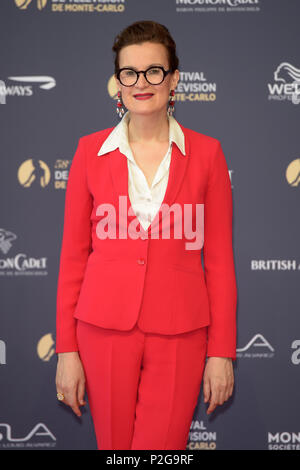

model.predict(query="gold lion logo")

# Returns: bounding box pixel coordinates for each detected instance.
[15,0,48,10]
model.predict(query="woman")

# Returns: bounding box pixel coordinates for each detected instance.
[55,20,237,450]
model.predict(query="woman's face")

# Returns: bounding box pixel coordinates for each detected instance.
[115,41,179,117]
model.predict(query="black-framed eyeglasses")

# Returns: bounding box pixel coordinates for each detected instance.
[116,66,171,87]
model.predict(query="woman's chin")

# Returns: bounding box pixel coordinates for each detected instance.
[126,105,167,118]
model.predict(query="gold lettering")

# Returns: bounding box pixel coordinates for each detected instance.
[51,4,63,11]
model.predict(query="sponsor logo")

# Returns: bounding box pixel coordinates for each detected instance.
[54,158,71,189]
[15,0,126,13]
[176,71,217,103]
[17,157,71,190]
[268,432,300,450]
[176,0,260,13]
[286,158,300,187]
[188,420,217,450]
[18,159,51,188]
[0,340,6,365]
[37,334,55,361]
[291,340,300,365]
[0,228,48,277]
[237,334,275,358]
[15,0,47,10]
[0,76,55,101]
[251,260,300,270]
[0,423,56,449]
[0,80,6,104]
[268,63,300,105]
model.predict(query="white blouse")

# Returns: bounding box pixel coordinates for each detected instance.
[97,111,186,231]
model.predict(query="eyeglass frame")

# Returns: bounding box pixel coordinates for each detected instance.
[116,65,172,87]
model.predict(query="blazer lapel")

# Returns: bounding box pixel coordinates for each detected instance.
[108,124,190,237]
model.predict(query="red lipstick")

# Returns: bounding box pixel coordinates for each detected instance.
[134,93,154,100]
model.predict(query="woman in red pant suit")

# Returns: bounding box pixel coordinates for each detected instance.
[55,20,237,450]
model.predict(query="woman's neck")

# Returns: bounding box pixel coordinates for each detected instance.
[127,110,169,144]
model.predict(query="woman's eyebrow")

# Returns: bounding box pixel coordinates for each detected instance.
[120,63,164,70]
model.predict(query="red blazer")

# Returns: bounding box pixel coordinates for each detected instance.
[55,122,238,359]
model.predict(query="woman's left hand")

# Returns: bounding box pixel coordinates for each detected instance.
[202,357,234,415]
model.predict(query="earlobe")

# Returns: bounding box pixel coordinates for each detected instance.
[113,74,120,90]
[171,69,180,90]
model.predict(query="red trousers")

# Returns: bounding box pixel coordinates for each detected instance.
[76,319,208,450]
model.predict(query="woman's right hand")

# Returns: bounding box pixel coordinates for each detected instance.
[55,351,87,417]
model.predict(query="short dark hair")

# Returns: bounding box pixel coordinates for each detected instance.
[112,20,179,74]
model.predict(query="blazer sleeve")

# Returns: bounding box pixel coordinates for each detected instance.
[55,137,93,353]
[203,140,237,360]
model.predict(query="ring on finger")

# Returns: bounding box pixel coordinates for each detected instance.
[57,392,65,401]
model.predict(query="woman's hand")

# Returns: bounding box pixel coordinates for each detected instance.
[55,351,87,417]
[202,357,234,415]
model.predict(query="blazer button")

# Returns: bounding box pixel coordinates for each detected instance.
[137,258,145,265]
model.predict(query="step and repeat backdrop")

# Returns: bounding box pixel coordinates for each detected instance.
[0,0,299,451]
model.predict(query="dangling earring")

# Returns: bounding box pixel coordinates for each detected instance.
[116,90,125,119]
[167,89,175,116]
